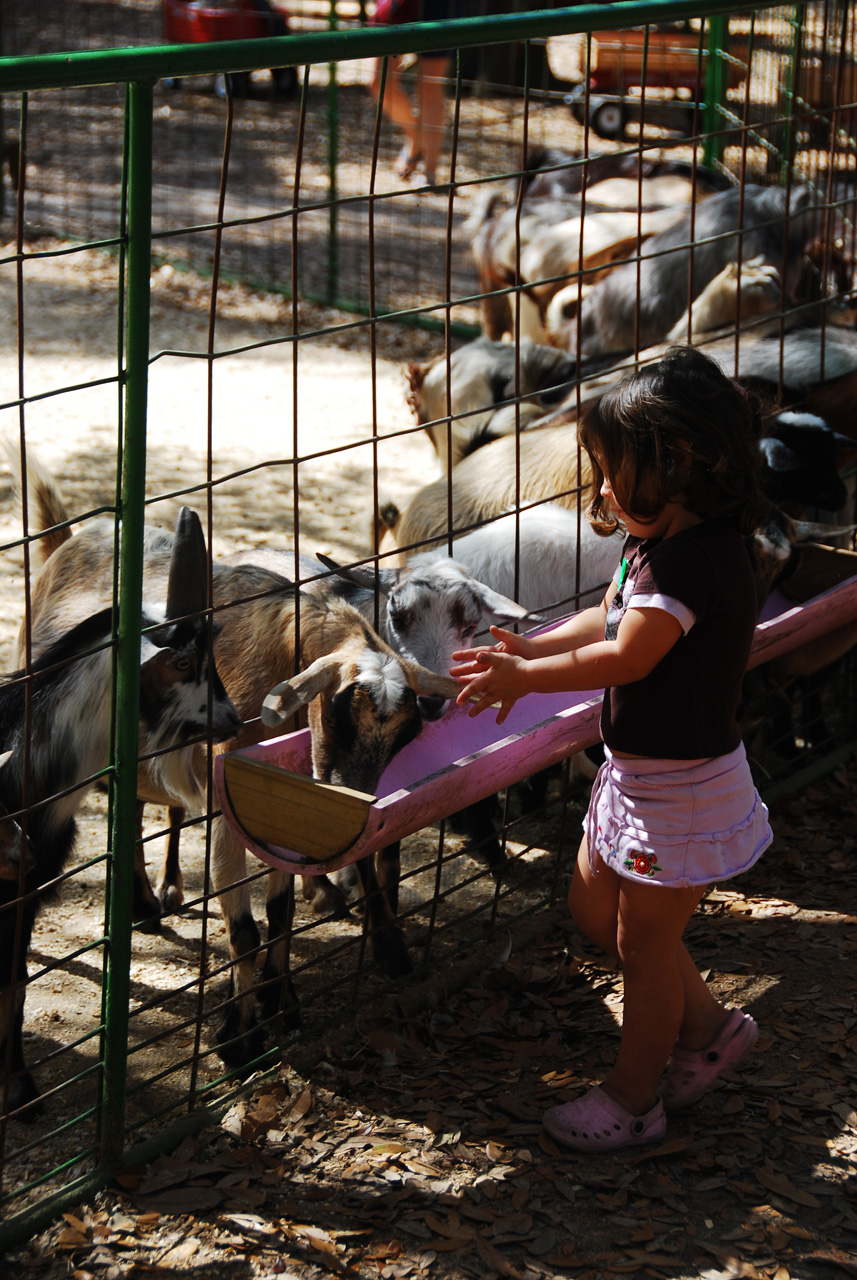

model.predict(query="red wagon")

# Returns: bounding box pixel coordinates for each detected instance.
[566,26,745,141]
[162,0,298,96]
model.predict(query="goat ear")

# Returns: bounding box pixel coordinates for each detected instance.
[166,507,208,620]
[472,580,548,627]
[261,654,342,726]
[316,553,398,595]
[758,437,799,473]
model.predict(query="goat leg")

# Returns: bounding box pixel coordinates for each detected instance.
[154,805,186,917]
[448,796,506,873]
[0,951,42,1121]
[258,873,301,1032]
[132,800,166,933]
[377,842,401,916]
[213,823,268,1071]
[356,855,412,979]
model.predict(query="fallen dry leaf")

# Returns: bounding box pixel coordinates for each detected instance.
[754,1165,822,1208]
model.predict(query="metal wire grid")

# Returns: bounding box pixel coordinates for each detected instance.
[0,0,857,1247]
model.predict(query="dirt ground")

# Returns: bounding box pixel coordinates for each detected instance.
[5,763,857,1280]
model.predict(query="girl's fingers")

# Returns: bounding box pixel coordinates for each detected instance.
[450,651,502,677]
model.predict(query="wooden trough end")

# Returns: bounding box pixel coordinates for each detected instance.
[215,544,857,877]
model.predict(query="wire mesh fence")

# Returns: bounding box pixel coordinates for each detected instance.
[1,0,857,1250]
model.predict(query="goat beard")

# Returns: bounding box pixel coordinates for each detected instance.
[150,744,207,815]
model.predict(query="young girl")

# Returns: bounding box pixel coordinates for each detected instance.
[451,346,773,1152]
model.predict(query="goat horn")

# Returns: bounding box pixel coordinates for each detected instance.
[165,507,208,621]
[261,655,342,726]
[316,552,398,593]
[791,519,857,541]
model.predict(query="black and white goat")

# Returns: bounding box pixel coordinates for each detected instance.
[14,464,461,1070]
[576,183,819,354]
[0,509,240,1117]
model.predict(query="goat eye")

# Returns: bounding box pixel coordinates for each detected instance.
[461,625,478,640]
[174,657,192,673]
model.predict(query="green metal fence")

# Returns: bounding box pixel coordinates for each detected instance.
[0,0,856,1251]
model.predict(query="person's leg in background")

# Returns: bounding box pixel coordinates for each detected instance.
[415,54,450,185]
[369,54,422,178]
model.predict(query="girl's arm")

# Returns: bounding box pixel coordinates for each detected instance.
[452,603,683,723]
[452,585,615,668]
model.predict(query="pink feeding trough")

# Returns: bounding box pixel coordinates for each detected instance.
[214,545,857,876]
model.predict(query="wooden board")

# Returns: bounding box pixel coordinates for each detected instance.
[221,755,376,861]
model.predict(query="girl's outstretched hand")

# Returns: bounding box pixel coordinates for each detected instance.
[450,627,534,724]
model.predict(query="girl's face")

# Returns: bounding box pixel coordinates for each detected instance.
[599,469,698,541]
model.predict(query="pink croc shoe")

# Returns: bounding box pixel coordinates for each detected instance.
[542,1086,666,1153]
[660,1008,759,1113]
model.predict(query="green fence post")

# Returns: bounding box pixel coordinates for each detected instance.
[327,0,339,306]
[100,76,154,1165]
[703,13,728,170]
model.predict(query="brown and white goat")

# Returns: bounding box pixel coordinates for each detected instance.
[406,336,577,471]
[225,546,541,906]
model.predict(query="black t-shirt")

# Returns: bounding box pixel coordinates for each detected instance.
[601,519,757,759]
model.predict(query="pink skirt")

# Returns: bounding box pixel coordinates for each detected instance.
[584,744,772,888]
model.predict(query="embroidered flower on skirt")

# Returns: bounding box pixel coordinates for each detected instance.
[623,849,661,877]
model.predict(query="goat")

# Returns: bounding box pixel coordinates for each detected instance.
[0,509,239,1117]
[5,448,240,929]
[576,183,818,354]
[547,255,784,352]
[470,150,732,342]
[218,545,540,915]
[14,464,460,1069]
[406,337,577,472]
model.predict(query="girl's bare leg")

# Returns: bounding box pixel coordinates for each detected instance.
[569,838,731,1114]
[606,875,707,1114]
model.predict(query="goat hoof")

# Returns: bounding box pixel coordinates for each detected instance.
[3,1073,43,1122]
[215,1012,267,1072]
[157,883,184,917]
[371,928,413,979]
[257,970,301,1028]
[309,884,352,919]
[134,904,164,934]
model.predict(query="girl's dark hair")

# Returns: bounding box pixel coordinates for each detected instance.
[578,345,769,537]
